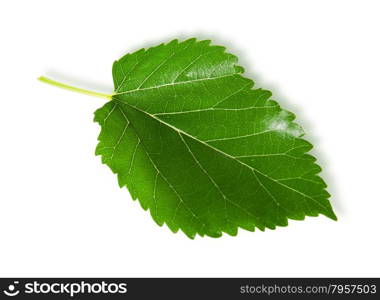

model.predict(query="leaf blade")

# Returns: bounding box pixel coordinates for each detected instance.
[95,39,336,238]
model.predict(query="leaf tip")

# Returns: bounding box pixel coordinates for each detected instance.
[329,211,338,221]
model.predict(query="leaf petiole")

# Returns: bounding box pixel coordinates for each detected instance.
[37,76,113,100]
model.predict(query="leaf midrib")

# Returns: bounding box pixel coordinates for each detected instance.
[115,101,267,230]
[113,96,330,213]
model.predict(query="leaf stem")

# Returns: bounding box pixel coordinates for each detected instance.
[37,76,113,100]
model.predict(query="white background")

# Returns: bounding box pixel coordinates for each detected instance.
[0,0,379,277]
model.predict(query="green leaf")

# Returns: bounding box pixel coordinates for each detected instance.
[93,38,336,238]
[38,38,336,238]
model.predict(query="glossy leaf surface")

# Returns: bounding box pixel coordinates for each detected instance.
[94,39,336,238]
